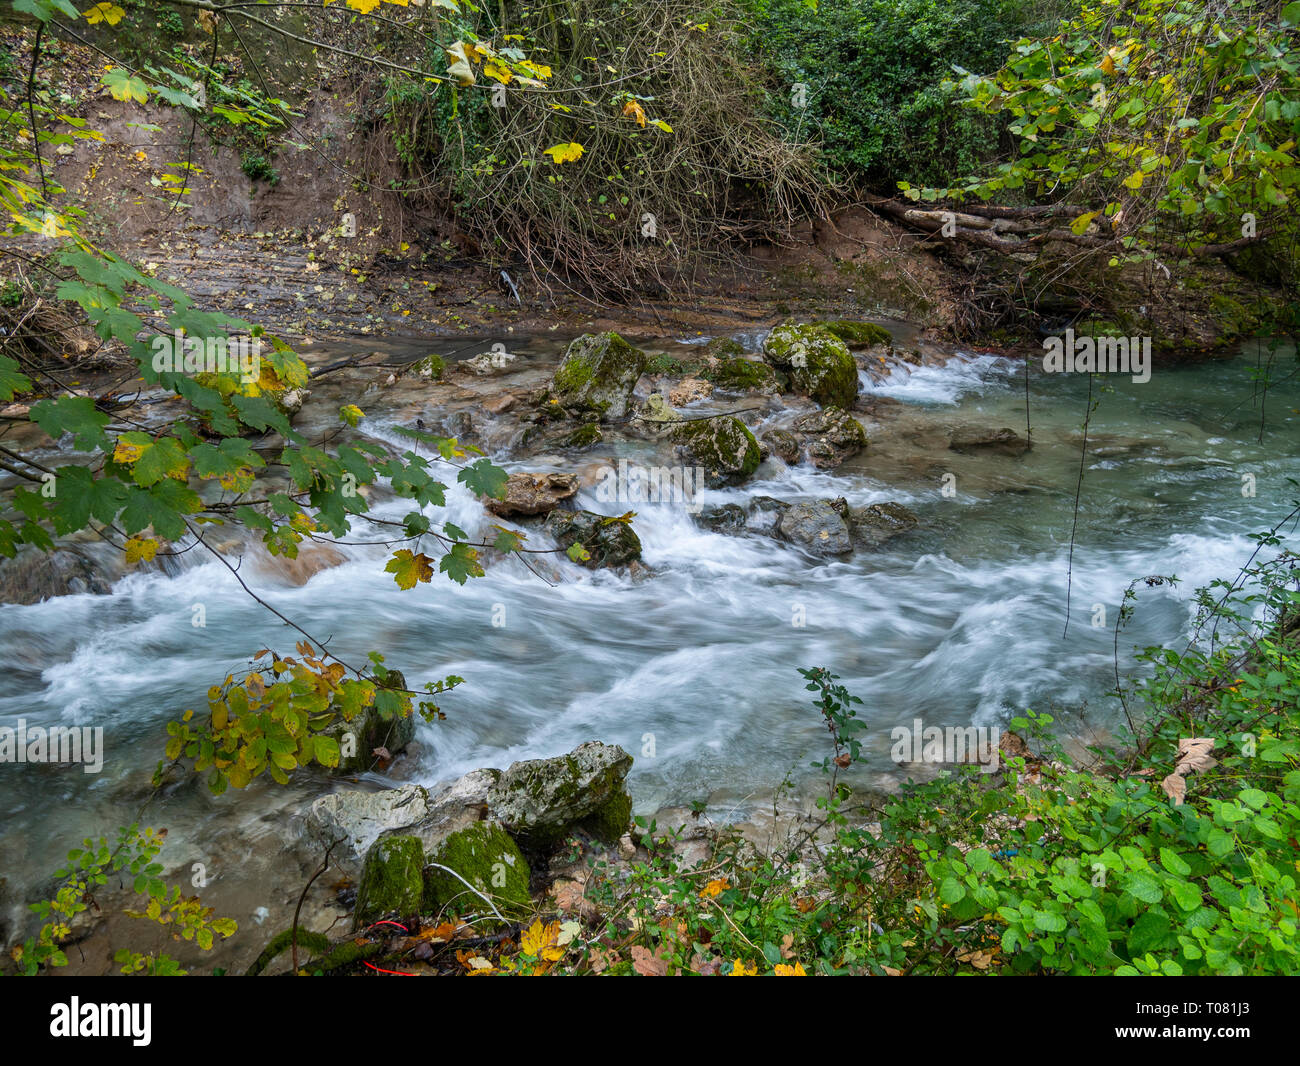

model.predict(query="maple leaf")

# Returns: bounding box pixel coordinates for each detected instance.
[445,41,477,86]
[630,944,669,976]
[543,142,584,164]
[124,535,158,564]
[521,919,563,960]
[101,67,148,104]
[339,403,364,427]
[621,99,646,127]
[384,549,434,590]
[83,3,124,26]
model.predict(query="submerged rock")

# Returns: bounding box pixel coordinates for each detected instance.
[697,503,748,533]
[543,508,643,568]
[545,331,647,421]
[775,500,853,556]
[848,501,919,548]
[0,546,114,605]
[948,426,1029,456]
[789,407,867,469]
[671,415,762,486]
[762,322,859,409]
[485,471,580,517]
[423,821,531,917]
[353,835,424,930]
[487,741,634,846]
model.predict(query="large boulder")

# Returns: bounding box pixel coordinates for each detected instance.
[546,331,647,421]
[762,322,859,409]
[789,407,867,469]
[423,821,531,917]
[671,415,761,487]
[543,509,642,569]
[352,835,424,930]
[306,784,431,866]
[776,501,853,556]
[848,501,919,548]
[707,356,777,392]
[485,471,579,517]
[487,741,634,846]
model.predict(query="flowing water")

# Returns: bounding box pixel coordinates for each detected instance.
[1,330,1297,945]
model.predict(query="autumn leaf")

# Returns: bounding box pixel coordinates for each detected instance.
[729,958,758,976]
[630,944,669,976]
[621,99,646,127]
[445,41,477,86]
[384,549,434,590]
[339,403,364,427]
[700,878,729,899]
[83,3,124,26]
[1160,736,1218,805]
[124,535,158,564]
[543,142,584,164]
[101,67,148,104]
[521,919,563,961]
[773,962,807,975]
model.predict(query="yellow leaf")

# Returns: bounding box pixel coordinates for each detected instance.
[621,99,646,127]
[346,0,383,12]
[134,150,147,163]
[83,3,125,26]
[339,403,364,427]
[774,962,807,975]
[1100,54,1116,76]
[1122,170,1144,190]
[445,42,477,86]
[729,958,758,976]
[700,878,729,899]
[483,61,512,85]
[113,438,148,465]
[124,536,158,564]
[521,919,560,958]
[543,142,584,164]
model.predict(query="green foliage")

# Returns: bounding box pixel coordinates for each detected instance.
[746,0,1055,187]
[16,824,236,976]
[928,0,1300,273]
[557,546,1300,976]
[239,150,279,185]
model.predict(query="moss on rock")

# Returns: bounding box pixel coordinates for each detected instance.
[422,821,531,917]
[672,415,762,486]
[707,357,777,391]
[353,835,424,930]
[559,422,604,449]
[762,322,859,409]
[548,332,647,421]
[820,320,893,348]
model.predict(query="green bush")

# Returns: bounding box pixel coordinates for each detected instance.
[745,0,1066,188]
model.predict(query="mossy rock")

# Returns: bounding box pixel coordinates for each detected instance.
[548,331,647,421]
[318,669,414,774]
[762,322,859,409]
[407,353,445,380]
[543,509,642,569]
[820,320,893,349]
[353,835,424,931]
[672,415,762,486]
[559,422,604,449]
[705,337,746,358]
[487,741,634,847]
[423,821,531,917]
[707,357,777,391]
[582,789,633,843]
